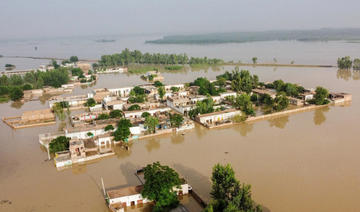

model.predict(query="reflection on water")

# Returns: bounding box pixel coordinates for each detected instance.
[145,138,160,152]
[268,116,289,129]
[234,122,254,137]
[171,134,185,145]
[337,69,352,81]
[336,69,360,81]
[114,142,133,159]
[10,101,23,109]
[313,106,329,126]
[353,70,360,80]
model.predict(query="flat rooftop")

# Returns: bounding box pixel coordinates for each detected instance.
[107,185,144,199]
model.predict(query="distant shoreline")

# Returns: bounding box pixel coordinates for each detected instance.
[146,28,360,45]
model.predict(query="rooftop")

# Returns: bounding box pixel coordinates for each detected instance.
[107,185,144,199]
[197,108,239,118]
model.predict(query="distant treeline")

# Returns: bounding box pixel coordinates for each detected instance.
[147,28,360,44]
[92,49,223,69]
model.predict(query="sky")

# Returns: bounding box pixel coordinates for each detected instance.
[1,0,360,39]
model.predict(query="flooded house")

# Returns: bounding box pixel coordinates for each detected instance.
[329,92,352,104]
[195,109,242,128]
[252,88,277,98]
[108,87,133,97]
[48,95,87,109]
[106,182,191,212]
[3,108,56,129]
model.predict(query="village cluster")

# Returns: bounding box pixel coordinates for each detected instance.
[2,65,352,170]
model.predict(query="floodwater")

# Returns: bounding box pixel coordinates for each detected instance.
[1,37,360,212]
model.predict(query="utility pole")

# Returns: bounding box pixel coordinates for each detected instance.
[101,177,106,196]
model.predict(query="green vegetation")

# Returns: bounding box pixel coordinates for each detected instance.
[71,68,84,77]
[191,77,225,96]
[353,58,360,70]
[231,114,247,123]
[189,97,215,119]
[128,104,141,111]
[337,56,352,69]
[97,113,110,120]
[0,68,70,103]
[94,49,223,69]
[113,118,132,142]
[272,80,304,97]
[233,94,255,116]
[9,87,24,101]
[128,65,158,74]
[84,98,96,107]
[165,65,183,70]
[169,113,184,128]
[153,81,164,87]
[204,163,262,212]
[128,86,146,103]
[141,112,151,118]
[141,162,182,212]
[252,57,258,64]
[216,69,259,93]
[5,64,16,70]
[145,116,159,134]
[69,56,79,63]
[52,102,66,120]
[170,86,180,93]
[311,87,329,105]
[87,132,94,137]
[104,125,114,131]
[157,86,165,99]
[273,92,290,111]
[147,28,360,44]
[49,136,70,154]
[109,110,123,118]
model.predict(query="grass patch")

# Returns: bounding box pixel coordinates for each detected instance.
[0,95,10,103]
[128,65,158,74]
[164,65,183,70]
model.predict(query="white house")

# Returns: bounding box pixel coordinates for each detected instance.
[65,124,108,139]
[108,87,133,97]
[123,107,172,119]
[196,109,242,126]
[107,183,191,210]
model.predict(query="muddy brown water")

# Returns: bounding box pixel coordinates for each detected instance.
[1,66,360,212]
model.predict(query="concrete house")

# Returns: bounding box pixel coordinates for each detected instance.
[108,87,133,97]
[107,183,191,211]
[195,109,242,126]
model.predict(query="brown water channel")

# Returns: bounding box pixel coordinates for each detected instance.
[0,66,359,212]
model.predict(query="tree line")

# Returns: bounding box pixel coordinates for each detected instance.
[0,68,70,101]
[93,49,224,69]
[337,56,360,70]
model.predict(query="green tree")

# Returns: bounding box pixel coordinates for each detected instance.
[313,86,329,105]
[145,116,159,134]
[71,68,84,77]
[105,125,114,131]
[170,113,184,128]
[170,86,180,93]
[87,132,94,137]
[22,83,33,90]
[141,162,182,212]
[158,86,165,99]
[353,58,360,70]
[113,118,132,142]
[84,98,96,107]
[69,56,79,63]
[10,87,24,101]
[141,112,151,118]
[128,104,141,111]
[337,56,352,69]
[273,92,289,111]
[205,163,262,212]
[252,57,258,64]
[154,80,164,87]
[97,113,110,120]
[49,136,70,154]
[51,59,60,69]
[234,94,255,116]
[109,110,123,118]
